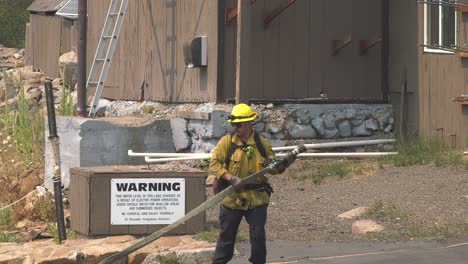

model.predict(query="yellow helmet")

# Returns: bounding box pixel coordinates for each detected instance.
[226,103,258,123]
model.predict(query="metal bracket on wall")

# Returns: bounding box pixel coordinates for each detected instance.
[359,34,383,55]
[264,0,297,29]
[224,0,258,25]
[331,33,352,56]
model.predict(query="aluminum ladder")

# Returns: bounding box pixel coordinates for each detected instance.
[87,0,129,117]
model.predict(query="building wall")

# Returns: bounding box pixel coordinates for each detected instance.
[222,0,384,101]
[26,15,62,78]
[87,0,218,102]
[388,0,419,136]
[418,4,468,147]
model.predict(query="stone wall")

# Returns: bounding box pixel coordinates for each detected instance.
[170,104,394,153]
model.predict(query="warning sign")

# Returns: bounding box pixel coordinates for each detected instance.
[110,178,185,225]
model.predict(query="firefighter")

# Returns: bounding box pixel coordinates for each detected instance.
[209,103,295,264]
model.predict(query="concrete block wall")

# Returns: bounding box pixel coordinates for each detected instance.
[44,117,175,189]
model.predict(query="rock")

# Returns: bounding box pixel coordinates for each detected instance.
[59,51,78,88]
[311,118,325,137]
[26,87,42,102]
[324,128,340,139]
[13,53,22,59]
[288,124,317,139]
[253,122,265,133]
[95,98,111,117]
[272,132,285,140]
[351,220,384,234]
[170,118,191,151]
[352,122,372,136]
[16,229,41,242]
[266,103,274,109]
[16,219,35,229]
[364,119,379,131]
[322,114,336,129]
[384,124,393,133]
[266,123,281,134]
[337,120,352,137]
[350,117,364,127]
[344,109,357,119]
[295,109,310,124]
[337,207,369,220]
[259,132,271,139]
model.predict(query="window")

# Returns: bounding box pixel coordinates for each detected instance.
[424,0,457,53]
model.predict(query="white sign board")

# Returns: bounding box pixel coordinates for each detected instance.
[111,178,185,225]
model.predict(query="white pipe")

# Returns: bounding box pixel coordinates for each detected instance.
[144,152,398,163]
[128,150,204,158]
[130,139,396,158]
[145,155,211,163]
[276,152,398,158]
[272,139,396,151]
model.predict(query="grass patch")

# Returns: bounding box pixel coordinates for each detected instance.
[379,138,467,168]
[0,232,16,243]
[34,197,56,223]
[141,105,155,115]
[46,223,76,245]
[58,86,75,116]
[290,138,466,184]
[193,228,247,243]
[360,201,468,241]
[291,160,377,185]
[363,200,409,223]
[0,205,15,231]
[0,79,44,167]
[158,254,180,264]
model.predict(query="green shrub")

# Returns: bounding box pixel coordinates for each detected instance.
[0,77,44,166]
[0,232,16,242]
[35,196,56,223]
[46,223,76,245]
[0,205,15,231]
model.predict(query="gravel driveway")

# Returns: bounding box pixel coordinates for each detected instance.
[206,162,468,241]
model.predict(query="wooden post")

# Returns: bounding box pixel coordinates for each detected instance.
[235,0,251,104]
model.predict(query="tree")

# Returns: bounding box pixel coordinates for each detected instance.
[0,0,35,48]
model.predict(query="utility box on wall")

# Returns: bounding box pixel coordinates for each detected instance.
[70,165,206,236]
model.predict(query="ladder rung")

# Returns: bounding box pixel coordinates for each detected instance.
[103,35,116,39]
[95,58,110,62]
[109,13,123,16]
[88,82,103,86]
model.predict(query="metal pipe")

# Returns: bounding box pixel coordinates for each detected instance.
[45,81,67,243]
[272,139,396,151]
[144,152,398,163]
[128,150,205,158]
[77,0,88,117]
[276,152,398,158]
[129,139,396,158]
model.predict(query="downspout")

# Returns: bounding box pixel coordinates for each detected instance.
[382,0,390,102]
[216,0,225,102]
[77,0,87,116]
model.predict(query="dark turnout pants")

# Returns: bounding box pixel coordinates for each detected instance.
[212,204,268,264]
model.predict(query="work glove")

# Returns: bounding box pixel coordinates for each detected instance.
[229,176,244,192]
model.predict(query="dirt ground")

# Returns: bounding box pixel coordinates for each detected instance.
[205,161,468,242]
